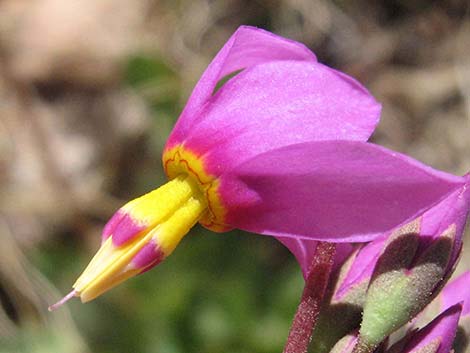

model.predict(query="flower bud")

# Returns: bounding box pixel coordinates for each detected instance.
[357,181,470,352]
[310,239,387,353]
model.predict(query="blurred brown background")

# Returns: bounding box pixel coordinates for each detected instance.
[0,1,469,352]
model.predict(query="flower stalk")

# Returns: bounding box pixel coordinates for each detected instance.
[283,242,337,353]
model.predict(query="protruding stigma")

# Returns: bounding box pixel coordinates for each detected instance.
[48,290,78,311]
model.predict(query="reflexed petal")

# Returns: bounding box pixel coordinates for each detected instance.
[275,237,317,279]
[334,235,387,299]
[220,141,465,242]
[440,271,470,353]
[418,175,470,269]
[441,271,470,317]
[337,177,469,299]
[169,60,381,175]
[168,25,317,142]
[276,237,354,280]
[357,179,469,351]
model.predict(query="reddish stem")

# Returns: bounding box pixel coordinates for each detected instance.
[283,242,337,353]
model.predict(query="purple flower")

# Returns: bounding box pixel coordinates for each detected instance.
[162,26,465,243]
[50,26,466,307]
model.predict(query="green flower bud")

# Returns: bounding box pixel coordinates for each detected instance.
[358,220,455,351]
[355,181,470,353]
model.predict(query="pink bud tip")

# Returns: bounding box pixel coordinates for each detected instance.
[48,290,78,311]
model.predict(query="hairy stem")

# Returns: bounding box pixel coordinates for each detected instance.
[283,242,337,353]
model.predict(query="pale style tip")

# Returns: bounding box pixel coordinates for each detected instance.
[48,290,78,311]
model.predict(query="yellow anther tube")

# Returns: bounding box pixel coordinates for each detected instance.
[72,174,208,303]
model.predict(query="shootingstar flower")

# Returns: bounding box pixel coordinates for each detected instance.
[49,26,466,309]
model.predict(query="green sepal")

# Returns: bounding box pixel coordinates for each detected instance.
[358,220,455,351]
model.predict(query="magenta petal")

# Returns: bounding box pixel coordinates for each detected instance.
[170,60,381,176]
[418,176,470,268]
[220,141,465,242]
[168,25,317,144]
[335,235,387,299]
[441,271,470,317]
[337,178,469,299]
[276,237,317,279]
[402,304,462,353]
[334,243,356,273]
[276,237,353,280]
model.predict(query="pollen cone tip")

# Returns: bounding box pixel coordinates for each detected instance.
[48,290,78,311]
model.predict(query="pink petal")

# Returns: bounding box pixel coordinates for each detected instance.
[402,304,462,353]
[275,237,317,279]
[219,141,465,242]
[168,25,317,144]
[417,175,470,269]
[170,60,380,177]
[276,237,353,280]
[441,271,470,317]
[334,235,387,300]
[335,178,469,300]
